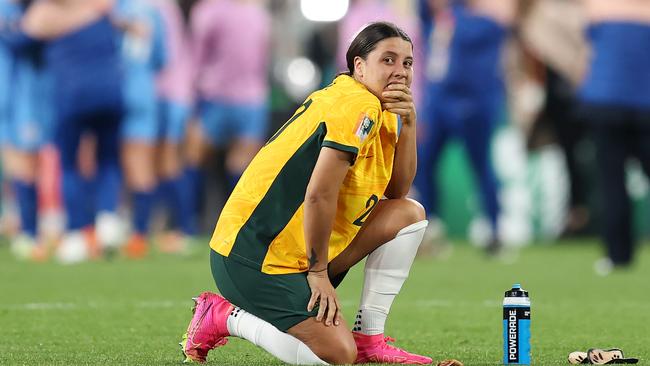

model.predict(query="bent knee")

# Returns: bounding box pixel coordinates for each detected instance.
[401,198,426,224]
[378,198,427,237]
[405,198,426,221]
[318,340,357,365]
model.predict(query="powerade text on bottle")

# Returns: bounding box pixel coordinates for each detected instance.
[503,284,530,365]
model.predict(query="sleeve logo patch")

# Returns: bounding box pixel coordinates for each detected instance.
[355,115,375,143]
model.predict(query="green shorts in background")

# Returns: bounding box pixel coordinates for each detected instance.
[210,250,317,332]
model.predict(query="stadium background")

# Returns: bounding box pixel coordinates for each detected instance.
[1,0,650,365]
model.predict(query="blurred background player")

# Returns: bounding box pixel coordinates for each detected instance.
[188,0,271,226]
[415,0,516,254]
[517,0,591,238]
[113,0,167,258]
[579,0,650,274]
[153,0,196,252]
[0,0,51,260]
[0,1,10,232]
[21,0,124,263]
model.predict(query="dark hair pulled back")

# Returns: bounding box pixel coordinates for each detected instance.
[345,21,412,76]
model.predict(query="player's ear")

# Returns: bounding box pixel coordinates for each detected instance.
[354,56,365,78]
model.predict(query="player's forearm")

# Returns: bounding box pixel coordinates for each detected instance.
[385,123,417,199]
[303,193,337,272]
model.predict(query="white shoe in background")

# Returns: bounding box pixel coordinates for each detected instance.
[594,257,614,277]
[96,211,126,251]
[56,231,88,264]
[10,234,37,260]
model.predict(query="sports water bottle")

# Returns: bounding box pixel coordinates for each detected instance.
[503,284,531,365]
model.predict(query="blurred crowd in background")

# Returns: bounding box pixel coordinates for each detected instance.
[1,0,649,274]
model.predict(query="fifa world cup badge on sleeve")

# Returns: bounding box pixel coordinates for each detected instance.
[503,284,531,365]
[355,115,374,143]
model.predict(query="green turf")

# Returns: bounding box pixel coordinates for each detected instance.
[1,239,648,365]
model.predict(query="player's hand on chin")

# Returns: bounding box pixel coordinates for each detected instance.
[382,83,416,126]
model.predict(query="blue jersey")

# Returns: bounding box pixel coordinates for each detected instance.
[437,3,506,98]
[0,2,52,149]
[421,1,506,122]
[417,0,434,48]
[114,0,167,140]
[581,22,650,109]
[115,0,167,108]
[0,1,21,129]
[45,16,123,121]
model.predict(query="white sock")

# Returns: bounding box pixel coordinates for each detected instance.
[227,307,328,365]
[353,220,428,335]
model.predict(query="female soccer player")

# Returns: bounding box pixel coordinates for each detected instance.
[114,0,167,258]
[0,0,51,260]
[415,0,516,254]
[21,0,125,262]
[579,0,650,274]
[180,22,444,365]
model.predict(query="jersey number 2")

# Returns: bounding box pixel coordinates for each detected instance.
[353,194,379,226]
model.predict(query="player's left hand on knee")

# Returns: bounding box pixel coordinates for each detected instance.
[307,271,342,326]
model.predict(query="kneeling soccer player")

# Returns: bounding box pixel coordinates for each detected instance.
[180,22,438,365]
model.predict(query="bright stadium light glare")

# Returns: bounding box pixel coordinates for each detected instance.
[287,57,316,87]
[285,57,321,102]
[300,0,349,22]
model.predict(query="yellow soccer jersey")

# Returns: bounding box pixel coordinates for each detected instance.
[209,75,399,274]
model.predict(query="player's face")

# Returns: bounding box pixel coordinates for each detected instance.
[354,37,414,103]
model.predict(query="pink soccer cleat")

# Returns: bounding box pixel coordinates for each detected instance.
[353,332,433,365]
[180,292,233,363]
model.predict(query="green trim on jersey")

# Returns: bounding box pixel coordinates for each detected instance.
[322,141,359,158]
[229,123,328,269]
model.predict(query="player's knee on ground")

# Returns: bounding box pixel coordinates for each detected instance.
[315,337,357,365]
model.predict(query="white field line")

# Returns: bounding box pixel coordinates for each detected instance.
[1,299,502,311]
[4,299,649,311]
[0,300,189,311]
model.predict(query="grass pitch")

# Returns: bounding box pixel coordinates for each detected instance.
[0,239,648,365]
